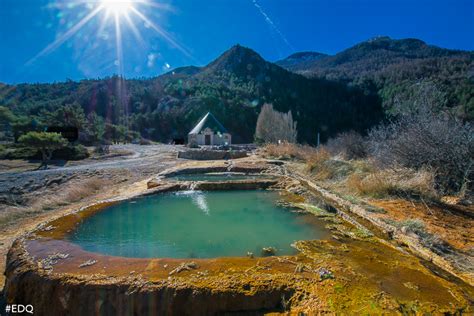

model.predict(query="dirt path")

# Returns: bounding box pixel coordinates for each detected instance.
[0,145,183,206]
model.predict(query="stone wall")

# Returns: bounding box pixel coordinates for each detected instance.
[4,241,291,316]
[177,150,247,160]
[193,179,277,190]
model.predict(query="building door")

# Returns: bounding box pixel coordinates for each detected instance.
[205,134,211,145]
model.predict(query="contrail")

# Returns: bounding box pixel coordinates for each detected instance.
[252,0,294,50]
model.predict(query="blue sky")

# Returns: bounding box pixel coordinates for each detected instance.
[1,0,473,84]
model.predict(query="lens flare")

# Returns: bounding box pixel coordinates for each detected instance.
[26,0,193,73]
[101,0,133,15]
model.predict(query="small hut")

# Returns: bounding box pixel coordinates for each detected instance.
[188,112,231,146]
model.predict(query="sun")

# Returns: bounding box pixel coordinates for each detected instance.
[27,0,193,73]
[100,0,134,15]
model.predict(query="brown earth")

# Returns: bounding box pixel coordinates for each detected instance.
[369,199,474,253]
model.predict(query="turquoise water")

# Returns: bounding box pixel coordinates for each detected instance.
[169,173,275,182]
[68,190,328,258]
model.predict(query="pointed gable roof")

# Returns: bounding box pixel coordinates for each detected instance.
[189,112,228,135]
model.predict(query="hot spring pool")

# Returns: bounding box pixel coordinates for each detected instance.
[67,190,329,258]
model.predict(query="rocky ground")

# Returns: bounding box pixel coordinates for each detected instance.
[3,156,473,314]
[1,145,473,314]
[0,144,179,205]
[283,159,474,287]
[0,144,182,289]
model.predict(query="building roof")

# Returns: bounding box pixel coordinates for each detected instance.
[189,112,228,135]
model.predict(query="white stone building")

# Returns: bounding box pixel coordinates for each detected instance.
[188,112,231,146]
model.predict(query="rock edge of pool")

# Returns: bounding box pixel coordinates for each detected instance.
[4,161,474,315]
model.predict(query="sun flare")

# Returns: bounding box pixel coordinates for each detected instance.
[27,0,193,73]
[100,0,134,15]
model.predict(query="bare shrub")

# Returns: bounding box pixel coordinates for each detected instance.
[255,103,297,143]
[139,138,152,145]
[368,110,474,195]
[326,131,367,159]
[390,81,448,117]
[94,143,110,155]
[346,167,438,199]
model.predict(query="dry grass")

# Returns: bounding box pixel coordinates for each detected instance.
[262,142,441,201]
[62,178,109,202]
[263,143,336,181]
[305,148,334,180]
[38,177,110,207]
[346,167,438,200]
[0,178,111,229]
[263,142,317,161]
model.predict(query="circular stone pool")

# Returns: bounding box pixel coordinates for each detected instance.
[67,190,329,258]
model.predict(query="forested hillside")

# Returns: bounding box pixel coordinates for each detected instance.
[0,45,383,144]
[276,37,474,119]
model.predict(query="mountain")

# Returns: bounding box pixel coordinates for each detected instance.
[276,37,474,119]
[276,52,328,68]
[165,66,202,76]
[0,45,383,144]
